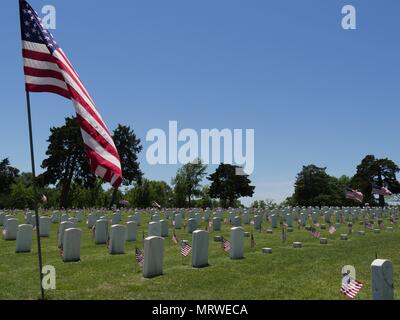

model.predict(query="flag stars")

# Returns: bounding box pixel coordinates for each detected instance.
[25,32,31,38]
[24,21,30,26]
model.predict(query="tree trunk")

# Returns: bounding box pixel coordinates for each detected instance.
[110,188,118,209]
[378,171,385,208]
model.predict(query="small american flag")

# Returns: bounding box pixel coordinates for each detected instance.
[181,242,192,257]
[310,229,320,239]
[91,226,96,239]
[329,225,336,235]
[341,275,363,299]
[366,222,374,230]
[281,227,288,242]
[172,232,179,244]
[379,222,385,230]
[390,216,396,225]
[209,220,212,228]
[222,238,231,252]
[135,248,144,268]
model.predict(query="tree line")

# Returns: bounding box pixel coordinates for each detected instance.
[0,117,255,210]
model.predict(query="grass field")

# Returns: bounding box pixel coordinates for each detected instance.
[0,211,399,300]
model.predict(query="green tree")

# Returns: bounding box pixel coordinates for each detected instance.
[351,155,400,207]
[172,160,207,208]
[9,181,34,209]
[39,117,95,208]
[126,179,173,208]
[208,164,255,208]
[0,158,20,195]
[111,124,143,206]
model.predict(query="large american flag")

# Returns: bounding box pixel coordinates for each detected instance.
[372,185,393,196]
[340,275,363,299]
[345,188,364,203]
[19,0,122,189]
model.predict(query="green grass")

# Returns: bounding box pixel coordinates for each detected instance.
[0,212,399,300]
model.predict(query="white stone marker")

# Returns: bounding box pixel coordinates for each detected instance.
[262,248,273,254]
[63,228,81,262]
[4,215,14,229]
[233,216,242,227]
[0,212,5,226]
[172,213,181,229]
[68,217,79,228]
[87,214,96,229]
[286,214,293,228]
[25,212,33,225]
[39,217,51,237]
[148,221,162,237]
[254,215,262,230]
[126,221,137,241]
[58,221,74,248]
[160,220,169,237]
[51,211,60,223]
[293,242,303,248]
[187,218,197,234]
[271,214,278,228]
[76,211,83,222]
[230,227,244,260]
[320,238,328,245]
[3,219,19,240]
[192,230,209,268]
[94,219,109,244]
[212,217,221,231]
[244,212,250,225]
[152,214,160,222]
[61,214,69,222]
[143,236,164,278]
[109,225,126,254]
[16,224,33,253]
[111,213,121,225]
[134,212,141,226]
[371,259,394,300]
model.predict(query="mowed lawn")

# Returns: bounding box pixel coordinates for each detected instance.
[0,211,399,300]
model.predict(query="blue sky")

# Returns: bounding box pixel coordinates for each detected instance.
[1,0,400,205]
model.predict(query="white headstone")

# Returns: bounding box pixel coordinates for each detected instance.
[3,218,18,240]
[173,213,182,229]
[61,214,69,222]
[94,219,109,244]
[212,217,221,231]
[233,216,242,227]
[111,213,121,225]
[160,220,169,237]
[187,218,197,234]
[39,216,51,237]
[63,228,81,262]
[143,236,164,278]
[148,221,162,237]
[230,227,244,260]
[51,211,60,223]
[87,213,96,229]
[58,221,74,248]
[126,221,137,241]
[192,230,209,268]
[68,217,79,228]
[76,211,83,222]
[109,225,126,254]
[371,259,394,300]
[16,224,33,253]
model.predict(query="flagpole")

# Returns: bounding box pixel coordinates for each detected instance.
[25,91,45,300]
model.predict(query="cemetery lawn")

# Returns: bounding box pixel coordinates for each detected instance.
[1,212,399,300]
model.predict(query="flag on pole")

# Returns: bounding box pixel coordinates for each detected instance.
[181,242,192,257]
[329,225,336,235]
[135,248,144,268]
[372,185,393,196]
[340,274,363,299]
[345,187,364,203]
[310,228,321,239]
[19,0,122,189]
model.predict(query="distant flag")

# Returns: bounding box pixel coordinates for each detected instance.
[222,238,231,252]
[390,216,396,225]
[372,184,393,196]
[314,223,320,228]
[135,248,144,268]
[91,226,96,239]
[340,274,363,299]
[181,242,192,257]
[172,232,179,244]
[329,225,336,235]
[281,227,288,242]
[379,221,385,230]
[251,233,256,249]
[209,220,212,228]
[19,0,123,189]
[345,187,364,203]
[366,222,373,230]
[41,194,47,204]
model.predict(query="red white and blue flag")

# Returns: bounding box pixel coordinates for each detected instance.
[181,242,192,257]
[19,0,122,189]
[135,248,144,268]
[372,185,392,196]
[345,188,364,203]
[341,275,363,299]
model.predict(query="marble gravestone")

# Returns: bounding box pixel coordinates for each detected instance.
[174,213,183,229]
[187,218,197,234]
[192,230,209,268]
[212,217,221,231]
[16,224,33,253]
[371,259,394,300]
[148,221,162,237]
[39,216,51,237]
[58,221,74,248]
[109,225,126,255]
[63,228,81,262]
[143,236,164,278]
[87,214,97,229]
[3,219,19,241]
[160,220,169,237]
[126,221,137,241]
[94,219,109,245]
[230,227,244,260]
